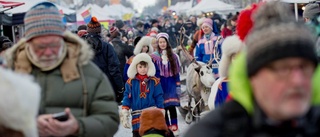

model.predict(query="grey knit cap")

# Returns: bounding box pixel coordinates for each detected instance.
[245,1,318,77]
[303,2,320,19]
[24,2,65,41]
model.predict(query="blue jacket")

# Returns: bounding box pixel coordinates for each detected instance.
[122,76,164,111]
[195,33,222,64]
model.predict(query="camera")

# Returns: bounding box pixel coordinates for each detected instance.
[52,112,69,122]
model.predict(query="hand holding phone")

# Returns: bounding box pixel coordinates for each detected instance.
[52,112,69,122]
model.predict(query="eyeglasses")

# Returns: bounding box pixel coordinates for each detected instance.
[266,63,315,79]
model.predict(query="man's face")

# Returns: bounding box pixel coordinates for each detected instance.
[28,35,63,68]
[250,57,315,121]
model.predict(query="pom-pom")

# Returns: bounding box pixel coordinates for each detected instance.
[236,3,260,42]
[91,16,98,23]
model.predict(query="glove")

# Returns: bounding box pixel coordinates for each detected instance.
[120,109,131,129]
[176,86,181,97]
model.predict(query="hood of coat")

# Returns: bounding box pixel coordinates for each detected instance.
[229,53,320,115]
[6,31,93,69]
[134,36,153,55]
[219,35,244,77]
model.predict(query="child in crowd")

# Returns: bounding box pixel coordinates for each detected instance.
[121,53,164,137]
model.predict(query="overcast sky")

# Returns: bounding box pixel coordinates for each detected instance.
[129,0,156,13]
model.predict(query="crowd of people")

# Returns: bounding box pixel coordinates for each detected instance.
[0,0,319,137]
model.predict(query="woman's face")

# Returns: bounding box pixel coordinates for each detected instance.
[158,38,167,50]
[202,25,212,35]
[141,45,149,53]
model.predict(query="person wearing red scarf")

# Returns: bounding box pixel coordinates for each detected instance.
[121,53,164,137]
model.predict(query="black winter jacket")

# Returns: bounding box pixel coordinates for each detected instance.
[184,100,320,137]
[110,37,134,77]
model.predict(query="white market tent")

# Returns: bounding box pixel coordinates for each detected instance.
[77,4,114,23]
[168,1,193,14]
[168,2,184,11]
[280,0,310,20]
[188,0,235,15]
[178,1,193,14]
[103,4,134,20]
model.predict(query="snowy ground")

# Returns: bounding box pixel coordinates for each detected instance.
[114,73,193,137]
[114,107,193,137]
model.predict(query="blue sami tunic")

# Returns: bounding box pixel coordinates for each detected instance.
[122,76,164,131]
[195,32,222,78]
[151,51,181,108]
[214,77,229,108]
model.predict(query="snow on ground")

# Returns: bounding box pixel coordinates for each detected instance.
[114,72,193,137]
[114,106,193,137]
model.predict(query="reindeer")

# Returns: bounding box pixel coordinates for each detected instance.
[182,59,216,123]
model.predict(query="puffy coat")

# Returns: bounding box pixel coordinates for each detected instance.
[110,37,134,76]
[6,31,120,137]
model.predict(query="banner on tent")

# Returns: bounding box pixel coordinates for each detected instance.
[59,10,67,25]
[81,9,92,24]
[122,13,133,21]
[100,22,109,30]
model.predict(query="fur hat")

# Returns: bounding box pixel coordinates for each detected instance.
[127,53,156,78]
[303,2,320,19]
[139,108,169,136]
[201,18,213,30]
[151,27,159,32]
[219,35,243,77]
[197,17,205,27]
[87,17,101,34]
[0,68,40,137]
[24,2,65,41]
[245,1,318,77]
[134,36,153,55]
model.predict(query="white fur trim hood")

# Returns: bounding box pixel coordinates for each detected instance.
[0,67,40,137]
[127,53,156,78]
[5,31,94,67]
[219,35,244,77]
[134,36,154,55]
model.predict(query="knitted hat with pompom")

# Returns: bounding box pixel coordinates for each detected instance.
[87,17,101,34]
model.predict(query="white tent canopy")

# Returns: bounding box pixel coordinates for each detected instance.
[280,0,311,20]
[103,4,134,20]
[6,0,75,15]
[281,0,310,3]
[178,1,193,14]
[188,0,235,15]
[77,4,114,22]
[168,2,184,11]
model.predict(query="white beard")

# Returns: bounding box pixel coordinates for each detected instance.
[28,44,64,69]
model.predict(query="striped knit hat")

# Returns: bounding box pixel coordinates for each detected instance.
[24,2,65,41]
[87,17,101,34]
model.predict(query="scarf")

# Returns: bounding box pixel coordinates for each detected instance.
[136,74,149,98]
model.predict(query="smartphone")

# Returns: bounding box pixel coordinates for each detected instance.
[52,112,69,122]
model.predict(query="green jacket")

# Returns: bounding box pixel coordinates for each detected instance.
[229,53,320,115]
[6,31,119,137]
